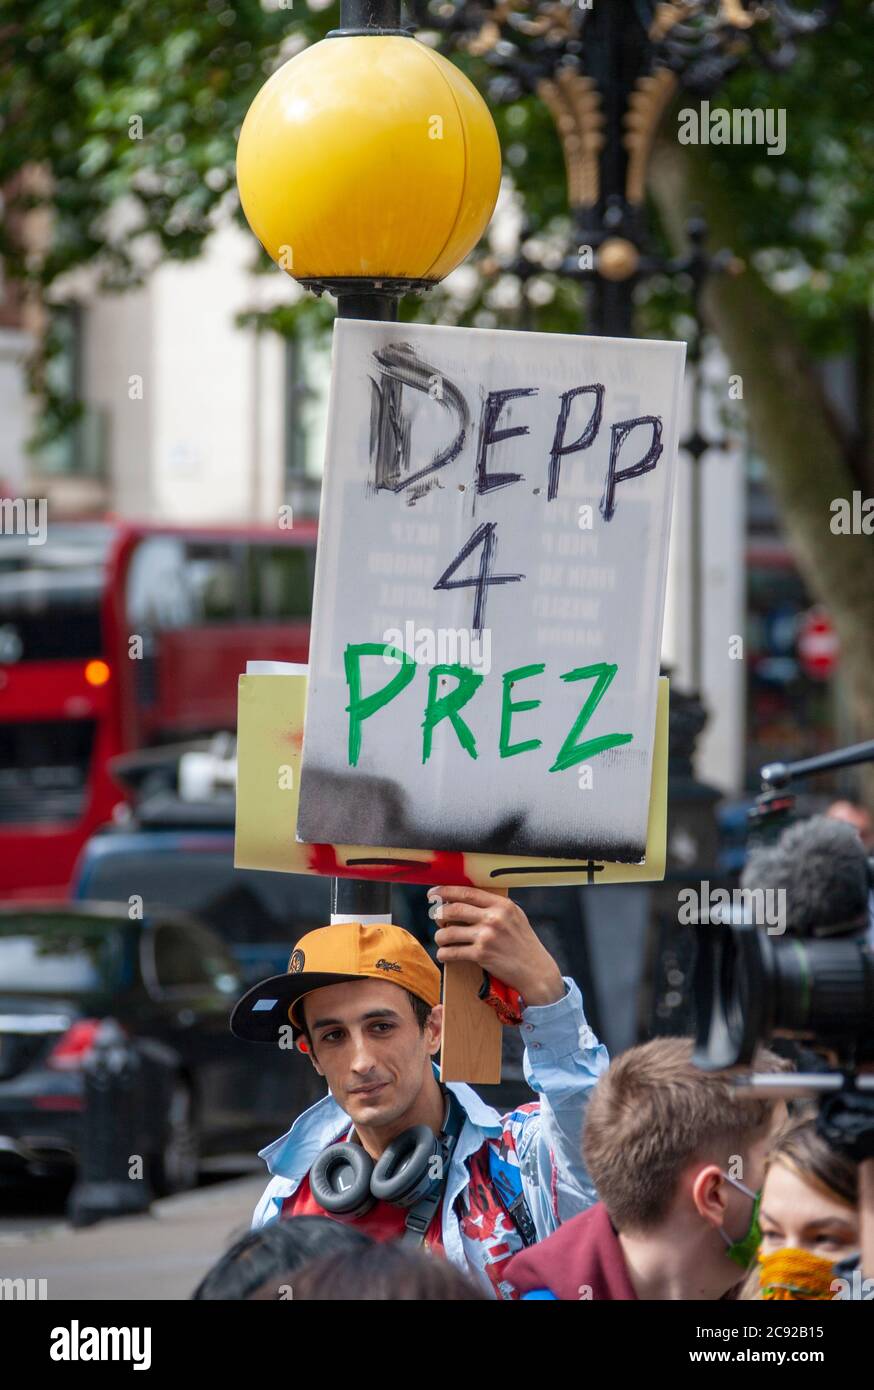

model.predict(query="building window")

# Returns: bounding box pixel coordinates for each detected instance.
[283,331,329,518]
[35,303,107,479]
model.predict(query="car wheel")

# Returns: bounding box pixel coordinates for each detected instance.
[151,1078,199,1196]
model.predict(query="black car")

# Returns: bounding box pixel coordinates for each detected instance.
[0,903,318,1192]
[71,823,334,985]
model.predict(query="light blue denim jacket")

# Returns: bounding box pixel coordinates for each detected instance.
[251,977,608,1297]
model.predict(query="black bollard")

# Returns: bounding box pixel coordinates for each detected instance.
[66,1019,154,1228]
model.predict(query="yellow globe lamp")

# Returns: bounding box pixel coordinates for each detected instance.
[235,18,501,300]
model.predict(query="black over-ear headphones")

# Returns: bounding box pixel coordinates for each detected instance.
[310,1090,464,1220]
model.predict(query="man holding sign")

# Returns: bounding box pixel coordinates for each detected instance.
[231,887,607,1300]
[231,320,681,1296]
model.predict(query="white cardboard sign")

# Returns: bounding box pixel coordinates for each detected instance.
[298,320,685,864]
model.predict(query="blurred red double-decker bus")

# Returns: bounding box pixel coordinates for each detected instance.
[0,519,316,899]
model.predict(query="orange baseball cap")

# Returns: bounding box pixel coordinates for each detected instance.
[229,921,442,1043]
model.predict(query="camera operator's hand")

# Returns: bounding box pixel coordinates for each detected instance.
[817,1089,874,1162]
[428,885,566,1007]
[816,1073,874,1282]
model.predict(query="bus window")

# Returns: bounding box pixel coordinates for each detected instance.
[0,526,109,662]
[185,542,244,622]
[127,537,244,628]
[247,543,314,621]
[126,536,191,631]
[0,528,109,829]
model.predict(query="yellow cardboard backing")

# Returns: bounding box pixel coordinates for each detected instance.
[235,672,668,889]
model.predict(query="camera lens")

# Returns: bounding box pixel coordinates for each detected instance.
[771,938,874,1052]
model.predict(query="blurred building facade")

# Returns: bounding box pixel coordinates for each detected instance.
[2,218,326,527]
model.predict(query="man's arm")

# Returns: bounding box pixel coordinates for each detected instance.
[517,976,609,1226]
[430,884,609,1231]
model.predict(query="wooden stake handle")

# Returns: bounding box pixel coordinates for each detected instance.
[438,888,506,1085]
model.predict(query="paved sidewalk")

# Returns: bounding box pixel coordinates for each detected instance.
[0,1177,265,1300]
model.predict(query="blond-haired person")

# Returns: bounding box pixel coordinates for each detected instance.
[506,1037,789,1300]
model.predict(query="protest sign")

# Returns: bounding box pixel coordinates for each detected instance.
[297,320,684,864]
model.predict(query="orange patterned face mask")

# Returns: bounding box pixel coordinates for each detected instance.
[758,1247,838,1300]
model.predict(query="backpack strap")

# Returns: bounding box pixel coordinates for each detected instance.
[487,1145,538,1248]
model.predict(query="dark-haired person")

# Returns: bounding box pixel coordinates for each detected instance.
[191,1215,373,1300]
[505,1037,790,1300]
[826,799,874,854]
[251,1243,488,1301]
[231,885,608,1300]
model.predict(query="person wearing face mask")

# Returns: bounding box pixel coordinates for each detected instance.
[748,1118,861,1301]
[505,1036,791,1300]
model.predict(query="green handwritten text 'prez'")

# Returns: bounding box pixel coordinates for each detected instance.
[344,643,632,772]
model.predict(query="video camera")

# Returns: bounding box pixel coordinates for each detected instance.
[693,739,874,1079]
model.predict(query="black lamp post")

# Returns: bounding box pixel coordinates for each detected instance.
[329,0,403,921]
[408,1,837,337]
[336,0,407,35]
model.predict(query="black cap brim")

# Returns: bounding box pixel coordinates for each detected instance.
[230,971,364,1043]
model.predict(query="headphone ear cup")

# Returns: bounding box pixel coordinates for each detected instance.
[371,1125,439,1207]
[310,1142,375,1217]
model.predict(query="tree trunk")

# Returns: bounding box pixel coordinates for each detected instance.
[650,138,874,796]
